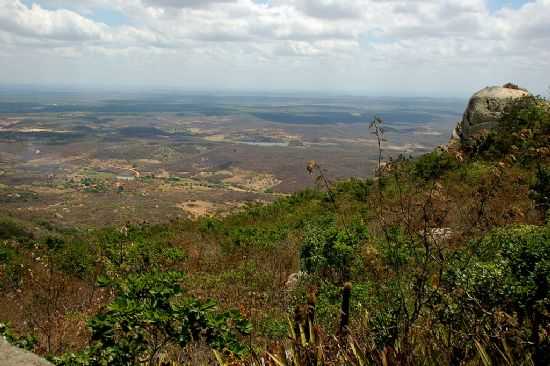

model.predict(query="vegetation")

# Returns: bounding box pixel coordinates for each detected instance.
[53,271,251,365]
[1,96,549,365]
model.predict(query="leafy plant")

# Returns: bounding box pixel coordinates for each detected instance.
[97,224,185,278]
[476,96,550,163]
[299,216,367,282]
[414,150,458,181]
[442,225,550,365]
[0,217,34,245]
[53,271,251,365]
[0,322,37,351]
[530,164,550,214]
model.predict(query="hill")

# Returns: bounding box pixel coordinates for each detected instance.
[1,88,549,365]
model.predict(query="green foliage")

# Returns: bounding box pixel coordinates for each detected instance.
[414,150,458,181]
[81,177,107,193]
[257,315,287,339]
[442,225,550,363]
[305,281,372,331]
[335,178,372,202]
[41,236,95,278]
[57,241,94,278]
[97,224,185,278]
[0,255,24,290]
[300,216,368,281]
[0,243,16,264]
[0,217,34,244]
[199,217,225,234]
[530,165,550,214]
[461,225,550,312]
[368,281,403,348]
[205,189,327,252]
[228,226,287,248]
[378,226,415,269]
[54,271,251,365]
[476,96,550,162]
[0,322,37,351]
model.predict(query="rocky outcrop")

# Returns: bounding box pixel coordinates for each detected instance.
[453,83,529,142]
[0,338,53,366]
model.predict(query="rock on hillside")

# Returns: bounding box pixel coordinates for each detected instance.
[0,338,53,366]
[453,83,529,142]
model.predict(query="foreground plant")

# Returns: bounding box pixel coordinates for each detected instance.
[53,271,251,366]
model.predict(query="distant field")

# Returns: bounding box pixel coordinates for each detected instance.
[0,91,464,226]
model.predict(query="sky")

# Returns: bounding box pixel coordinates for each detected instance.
[0,0,549,97]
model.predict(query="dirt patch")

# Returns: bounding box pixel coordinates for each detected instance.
[223,168,281,192]
[135,159,162,165]
[176,200,218,218]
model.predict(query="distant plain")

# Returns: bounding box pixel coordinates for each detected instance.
[0,90,464,226]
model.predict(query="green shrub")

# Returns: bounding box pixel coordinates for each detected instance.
[97,224,184,277]
[530,165,550,214]
[199,217,224,234]
[300,216,367,281]
[0,218,33,244]
[442,224,550,364]
[56,241,94,279]
[476,96,550,162]
[257,315,287,339]
[335,178,372,202]
[0,243,16,264]
[0,323,37,351]
[54,271,251,365]
[228,226,287,248]
[414,150,458,181]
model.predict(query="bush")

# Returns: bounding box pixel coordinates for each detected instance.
[442,224,550,364]
[0,243,16,264]
[335,178,373,202]
[414,150,458,181]
[476,96,550,162]
[56,242,94,279]
[54,271,252,365]
[97,224,185,277]
[228,226,287,248]
[0,323,37,351]
[300,216,368,281]
[0,236,24,288]
[0,218,34,245]
[530,165,550,214]
[0,261,25,289]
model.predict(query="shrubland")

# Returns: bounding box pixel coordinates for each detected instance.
[1,96,549,365]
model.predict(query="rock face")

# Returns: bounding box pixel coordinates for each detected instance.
[0,338,53,366]
[454,83,529,141]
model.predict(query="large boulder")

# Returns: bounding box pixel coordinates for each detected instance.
[0,338,53,366]
[454,83,529,142]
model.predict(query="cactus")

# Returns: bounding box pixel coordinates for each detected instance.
[306,289,316,343]
[293,289,317,343]
[339,282,352,336]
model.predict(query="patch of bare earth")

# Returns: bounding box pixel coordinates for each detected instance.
[222,168,281,192]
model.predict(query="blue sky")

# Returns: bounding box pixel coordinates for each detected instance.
[2,0,549,97]
[31,1,532,25]
[488,0,530,11]
[19,1,535,27]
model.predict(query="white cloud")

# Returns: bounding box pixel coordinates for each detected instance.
[0,1,106,41]
[0,0,548,96]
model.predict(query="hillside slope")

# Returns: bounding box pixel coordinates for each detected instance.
[1,90,549,365]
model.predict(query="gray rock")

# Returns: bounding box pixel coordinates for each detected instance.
[0,338,53,366]
[455,83,529,141]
